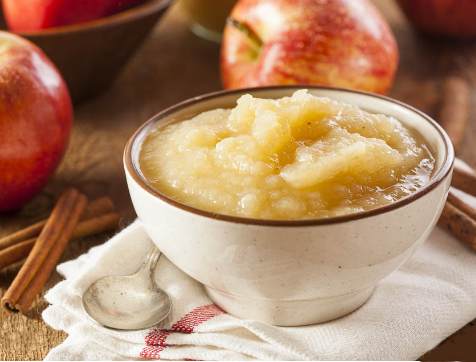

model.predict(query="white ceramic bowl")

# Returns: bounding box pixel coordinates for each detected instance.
[124,86,454,326]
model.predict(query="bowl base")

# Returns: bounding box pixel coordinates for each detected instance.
[205,285,375,326]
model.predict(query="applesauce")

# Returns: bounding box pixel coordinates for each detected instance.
[139,90,435,220]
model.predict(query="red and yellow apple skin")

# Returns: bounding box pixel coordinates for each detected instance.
[397,0,476,38]
[0,32,73,211]
[221,0,399,95]
[2,0,149,31]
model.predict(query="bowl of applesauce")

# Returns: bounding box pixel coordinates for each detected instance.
[124,86,454,326]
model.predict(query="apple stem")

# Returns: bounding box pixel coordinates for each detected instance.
[226,18,263,53]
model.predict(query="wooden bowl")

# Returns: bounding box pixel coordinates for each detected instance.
[0,0,173,104]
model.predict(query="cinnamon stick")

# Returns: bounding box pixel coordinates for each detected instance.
[438,76,470,153]
[0,239,36,271]
[451,166,476,198]
[447,191,476,220]
[438,201,476,251]
[0,222,44,252]
[0,196,114,252]
[0,213,120,270]
[1,188,87,314]
[70,212,120,240]
[16,206,110,315]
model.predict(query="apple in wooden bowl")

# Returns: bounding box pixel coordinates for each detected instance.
[0,0,173,104]
[2,0,149,31]
[396,0,476,39]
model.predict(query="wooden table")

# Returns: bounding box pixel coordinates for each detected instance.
[1,1,475,360]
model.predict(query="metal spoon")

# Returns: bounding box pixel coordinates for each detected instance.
[82,246,171,330]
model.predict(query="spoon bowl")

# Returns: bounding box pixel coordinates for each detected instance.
[82,247,171,330]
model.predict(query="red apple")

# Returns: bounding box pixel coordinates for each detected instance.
[221,0,398,95]
[2,0,149,31]
[396,0,476,38]
[0,31,72,211]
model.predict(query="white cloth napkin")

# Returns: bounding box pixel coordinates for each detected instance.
[43,161,476,361]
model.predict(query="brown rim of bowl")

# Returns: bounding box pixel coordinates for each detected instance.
[125,85,455,227]
[13,0,173,37]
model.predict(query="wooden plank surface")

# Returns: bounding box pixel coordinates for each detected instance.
[1,1,475,360]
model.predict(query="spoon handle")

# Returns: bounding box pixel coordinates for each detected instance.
[138,246,161,279]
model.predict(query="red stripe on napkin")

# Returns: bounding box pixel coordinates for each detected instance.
[140,304,225,359]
